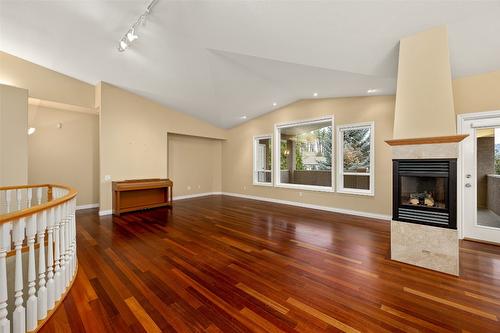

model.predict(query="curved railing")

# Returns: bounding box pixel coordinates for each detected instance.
[0,184,77,333]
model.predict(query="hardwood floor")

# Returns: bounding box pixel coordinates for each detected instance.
[39,195,500,332]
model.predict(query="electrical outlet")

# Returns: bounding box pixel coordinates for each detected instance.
[198,185,201,189]
[299,192,303,197]
[104,175,111,182]
[187,186,191,190]
[243,186,247,190]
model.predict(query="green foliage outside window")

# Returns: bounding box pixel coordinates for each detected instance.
[495,144,500,175]
[343,127,370,172]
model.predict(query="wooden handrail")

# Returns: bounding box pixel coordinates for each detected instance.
[0,184,77,224]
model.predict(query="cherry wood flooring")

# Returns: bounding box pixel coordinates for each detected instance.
[40,195,500,332]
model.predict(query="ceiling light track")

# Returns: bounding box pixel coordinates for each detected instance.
[118,0,159,52]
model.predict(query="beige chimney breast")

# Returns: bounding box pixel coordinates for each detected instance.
[393,26,456,140]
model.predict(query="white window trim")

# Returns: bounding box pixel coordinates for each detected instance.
[274,115,335,192]
[336,121,375,196]
[253,134,273,186]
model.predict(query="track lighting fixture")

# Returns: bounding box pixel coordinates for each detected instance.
[118,0,159,52]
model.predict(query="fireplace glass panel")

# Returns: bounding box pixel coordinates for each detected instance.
[400,176,447,209]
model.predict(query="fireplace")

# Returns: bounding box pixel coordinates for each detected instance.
[393,159,457,229]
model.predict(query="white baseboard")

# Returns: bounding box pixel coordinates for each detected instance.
[98,209,112,216]
[96,192,391,221]
[173,192,222,201]
[221,192,391,221]
[76,203,99,211]
[97,192,222,216]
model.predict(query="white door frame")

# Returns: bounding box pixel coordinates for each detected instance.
[457,110,500,240]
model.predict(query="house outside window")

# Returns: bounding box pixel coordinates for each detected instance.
[274,116,334,192]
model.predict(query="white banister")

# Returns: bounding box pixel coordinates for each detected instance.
[27,189,32,209]
[0,184,77,333]
[36,188,42,206]
[5,191,11,214]
[16,190,21,211]
[64,202,70,287]
[26,215,37,331]
[13,218,25,333]
[54,205,61,301]
[37,210,47,321]
[46,207,55,311]
[0,224,10,333]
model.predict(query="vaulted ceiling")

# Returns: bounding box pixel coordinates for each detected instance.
[1,1,499,128]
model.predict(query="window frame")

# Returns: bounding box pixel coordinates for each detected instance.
[336,121,375,196]
[253,134,273,186]
[273,115,335,192]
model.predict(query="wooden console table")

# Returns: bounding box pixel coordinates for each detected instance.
[112,178,173,216]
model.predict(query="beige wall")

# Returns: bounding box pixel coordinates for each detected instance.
[0,52,97,204]
[28,106,99,205]
[168,134,222,197]
[0,51,94,108]
[453,70,500,114]
[222,96,395,217]
[0,84,28,186]
[3,50,500,217]
[99,82,226,212]
[393,27,456,139]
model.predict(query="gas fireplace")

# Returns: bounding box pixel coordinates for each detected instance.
[393,159,457,229]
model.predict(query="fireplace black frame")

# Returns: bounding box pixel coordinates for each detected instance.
[393,159,457,229]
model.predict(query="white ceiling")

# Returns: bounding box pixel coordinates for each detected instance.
[1,0,500,128]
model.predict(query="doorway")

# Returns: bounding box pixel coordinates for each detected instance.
[459,111,500,244]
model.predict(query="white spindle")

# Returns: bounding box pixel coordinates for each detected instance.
[12,218,25,333]
[46,207,55,310]
[0,224,10,333]
[37,210,47,320]
[54,205,62,300]
[27,188,33,208]
[5,190,11,214]
[59,204,66,294]
[16,190,21,211]
[26,214,38,331]
[64,203,70,286]
[36,187,43,205]
[71,199,77,276]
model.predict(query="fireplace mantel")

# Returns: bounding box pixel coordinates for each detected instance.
[385,134,468,146]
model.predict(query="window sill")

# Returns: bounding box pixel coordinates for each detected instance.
[275,183,334,193]
[337,188,375,196]
[253,182,273,187]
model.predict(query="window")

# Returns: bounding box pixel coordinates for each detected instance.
[274,116,334,191]
[253,135,272,185]
[336,122,374,195]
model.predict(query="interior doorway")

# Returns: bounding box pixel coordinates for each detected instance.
[459,111,500,244]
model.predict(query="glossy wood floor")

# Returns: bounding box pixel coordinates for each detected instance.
[40,195,500,332]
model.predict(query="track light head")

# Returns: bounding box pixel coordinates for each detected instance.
[118,38,129,52]
[126,29,138,42]
[117,0,158,52]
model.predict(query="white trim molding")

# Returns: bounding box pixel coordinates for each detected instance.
[253,134,273,186]
[97,192,390,221]
[76,203,99,211]
[274,115,335,192]
[173,192,222,201]
[221,192,390,221]
[336,121,375,196]
[98,209,112,216]
[457,109,500,240]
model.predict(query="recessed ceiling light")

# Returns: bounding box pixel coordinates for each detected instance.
[240,115,247,120]
[313,92,318,97]
[272,102,277,107]
[367,89,378,94]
